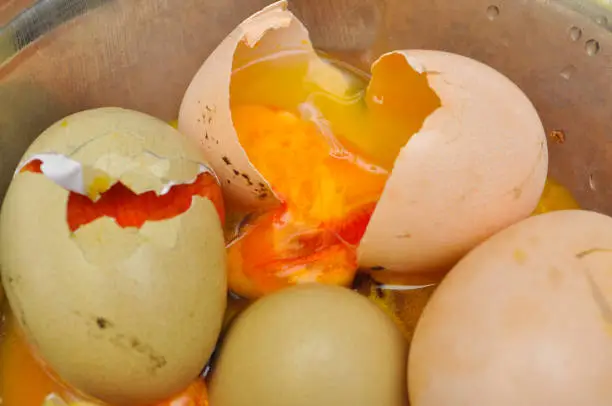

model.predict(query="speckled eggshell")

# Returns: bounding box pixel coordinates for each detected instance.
[178,0,318,210]
[0,107,227,406]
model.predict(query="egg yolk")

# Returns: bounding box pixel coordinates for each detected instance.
[532,177,580,214]
[0,310,209,406]
[227,49,440,298]
[20,159,225,232]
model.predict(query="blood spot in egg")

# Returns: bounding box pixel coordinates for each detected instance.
[20,159,225,232]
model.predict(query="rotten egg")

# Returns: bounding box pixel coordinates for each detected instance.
[178,0,548,298]
[408,210,612,406]
[0,107,227,406]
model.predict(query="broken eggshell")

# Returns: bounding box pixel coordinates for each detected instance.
[357,50,548,274]
[0,107,227,406]
[178,1,548,276]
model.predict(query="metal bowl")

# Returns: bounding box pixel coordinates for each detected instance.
[1,0,611,211]
[0,0,611,399]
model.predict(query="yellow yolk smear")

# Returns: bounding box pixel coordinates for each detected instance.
[0,310,73,406]
[532,177,580,214]
[0,308,209,406]
[227,47,440,299]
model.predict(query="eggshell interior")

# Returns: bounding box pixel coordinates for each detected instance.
[408,210,612,406]
[0,108,227,406]
[358,50,548,274]
[209,284,408,406]
[179,0,310,209]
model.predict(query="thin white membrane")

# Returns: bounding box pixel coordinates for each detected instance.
[16,153,86,195]
[17,154,216,197]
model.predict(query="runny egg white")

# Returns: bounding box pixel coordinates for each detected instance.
[178,0,547,298]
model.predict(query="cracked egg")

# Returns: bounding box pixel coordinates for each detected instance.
[0,107,226,406]
[408,210,612,406]
[179,0,547,298]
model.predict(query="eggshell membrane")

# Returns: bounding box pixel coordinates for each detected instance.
[179,0,314,209]
[0,108,227,405]
[23,107,210,196]
[358,50,548,274]
[209,284,408,406]
[408,210,612,406]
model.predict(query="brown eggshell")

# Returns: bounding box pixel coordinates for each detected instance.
[209,284,408,406]
[180,3,547,277]
[0,108,227,406]
[179,0,309,209]
[358,50,548,274]
[408,210,612,406]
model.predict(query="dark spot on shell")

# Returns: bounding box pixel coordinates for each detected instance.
[370,266,386,271]
[109,333,167,372]
[204,131,209,140]
[258,192,269,200]
[227,179,231,184]
[242,173,253,186]
[222,156,232,166]
[258,182,266,188]
[216,140,219,145]
[96,317,112,330]
[205,105,213,112]
[233,169,240,176]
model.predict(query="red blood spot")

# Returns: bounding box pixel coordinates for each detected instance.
[324,202,377,246]
[21,159,225,232]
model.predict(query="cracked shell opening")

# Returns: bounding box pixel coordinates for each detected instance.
[223,28,440,298]
[20,157,224,232]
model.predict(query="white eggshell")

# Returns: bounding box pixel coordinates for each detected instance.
[179,0,311,209]
[409,210,612,406]
[358,50,548,274]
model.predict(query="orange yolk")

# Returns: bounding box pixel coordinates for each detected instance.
[21,159,225,232]
[227,52,440,298]
[0,310,209,406]
[532,177,580,214]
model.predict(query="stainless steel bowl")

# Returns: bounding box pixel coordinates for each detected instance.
[0,0,611,400]
[1,0,611,210]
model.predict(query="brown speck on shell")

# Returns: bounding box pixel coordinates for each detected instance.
[233,169,240,176]
[96,317,112,330]
[222,156,232,166]
[549,129,566,144]
[370,266,386,271]
[242,173,254,186]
